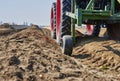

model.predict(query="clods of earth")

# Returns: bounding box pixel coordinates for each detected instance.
[0,24,120,81]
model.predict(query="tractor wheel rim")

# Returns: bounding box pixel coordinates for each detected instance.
[56,0,61,42]
[86,24,93,35]
[50,7,54,32]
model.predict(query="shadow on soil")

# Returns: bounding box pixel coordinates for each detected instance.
[72,54,91,59]
[104,46,120,56]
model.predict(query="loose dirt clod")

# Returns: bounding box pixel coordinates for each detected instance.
[8,56,20,66]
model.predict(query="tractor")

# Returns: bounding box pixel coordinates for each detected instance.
[50,0,120,56]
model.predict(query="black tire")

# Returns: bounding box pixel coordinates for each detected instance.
[56,0,71,44]
[86,25,101,36]
[76,0,90,9]
[61,0,71,37]
[92,25,101,37]
[51,3,56,39]
[62,35,73,56]
[106,23,120,40]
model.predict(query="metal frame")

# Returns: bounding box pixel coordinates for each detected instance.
[66,0,120,43]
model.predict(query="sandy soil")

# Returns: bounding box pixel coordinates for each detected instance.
[0,25,120,81]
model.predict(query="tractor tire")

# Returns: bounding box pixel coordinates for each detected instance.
[107,23,120,40]
[51,2,56,39]
[92,25,101,36]
[62,35,73,56]
[56,0,71,44]
[86,25,100,36]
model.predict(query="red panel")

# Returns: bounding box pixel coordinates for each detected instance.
[56,0,61,38]
[86,24,93,35]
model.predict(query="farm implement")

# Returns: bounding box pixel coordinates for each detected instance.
[51,0,120,56]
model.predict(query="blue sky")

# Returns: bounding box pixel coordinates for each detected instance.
[0,0,55,25]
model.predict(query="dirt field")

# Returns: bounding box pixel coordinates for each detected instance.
[0,24,120,81]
